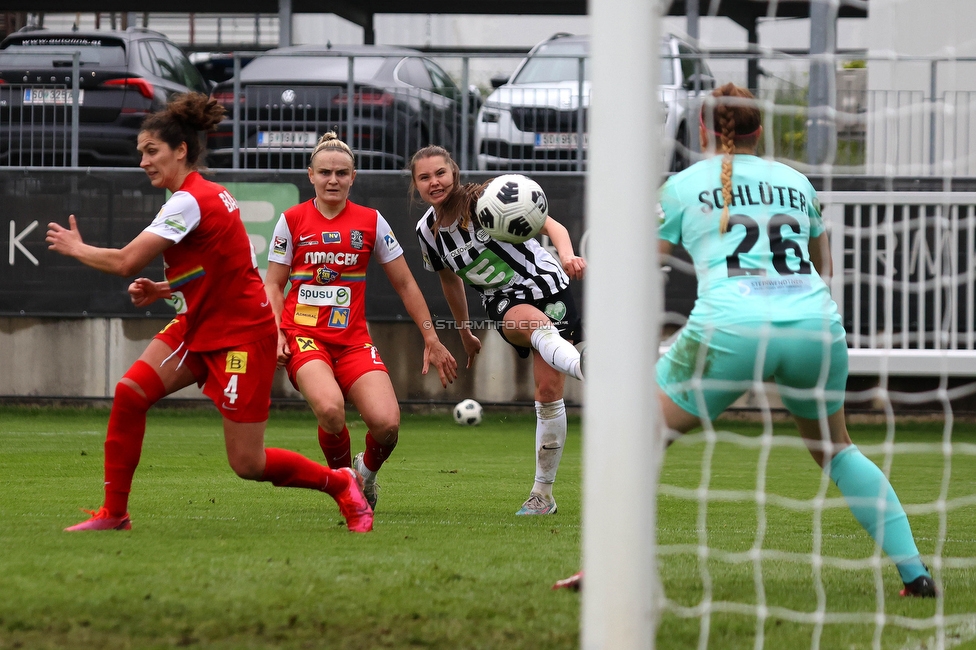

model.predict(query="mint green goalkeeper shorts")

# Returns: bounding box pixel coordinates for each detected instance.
[655,319,848,420]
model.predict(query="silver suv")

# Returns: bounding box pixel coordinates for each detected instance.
[475,33,715,173]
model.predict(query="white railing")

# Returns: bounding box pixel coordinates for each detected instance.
[821,191,976,375]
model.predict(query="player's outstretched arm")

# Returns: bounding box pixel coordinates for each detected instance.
[46,215,171,276]
[437,269,482,368]
[540,216,585,280]
[382,256,458,387]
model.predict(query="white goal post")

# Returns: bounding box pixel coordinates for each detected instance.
[582,0,663,648]
[583,4,976,648]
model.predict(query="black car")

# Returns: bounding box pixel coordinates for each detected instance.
[0,27,209,167]
[208,44,480,170]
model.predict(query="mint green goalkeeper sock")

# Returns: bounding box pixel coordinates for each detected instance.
[828,445,930,584]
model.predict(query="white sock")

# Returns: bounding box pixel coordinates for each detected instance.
[529,326,583,380]
[532,399,567,496]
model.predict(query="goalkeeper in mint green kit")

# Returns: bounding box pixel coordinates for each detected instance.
[656,83,936,598]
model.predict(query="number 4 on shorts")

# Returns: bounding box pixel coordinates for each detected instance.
[223,375,239,405]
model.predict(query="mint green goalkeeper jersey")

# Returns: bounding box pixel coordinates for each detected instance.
[658,154,840,328]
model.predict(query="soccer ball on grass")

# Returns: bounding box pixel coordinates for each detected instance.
[453,399,483,426]
[475,174,549,244]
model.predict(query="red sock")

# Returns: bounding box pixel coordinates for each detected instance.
[362,432,397,472]
[103,361,167,517]
[318,425,351,469]
[261,448,350,497]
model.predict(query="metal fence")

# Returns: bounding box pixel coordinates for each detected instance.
[0,49,81,167]
[4,51,976,176]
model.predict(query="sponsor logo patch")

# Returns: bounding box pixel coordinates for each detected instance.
[328,307,350,328]
[383,232,398,251]
[296,336,318,352]
[272,236,288,255]
[225,351,248,374]
[163,213,187,233]
[448,241,475,258]
[166,291,187,315]
[302,251,360,266]
[736,277,812,297]
[350,229,364,250]
[544,301,567,322]
[315,266,340,284]
[322,231,341,244]
[298,285,352,307]
[294,304,319,326]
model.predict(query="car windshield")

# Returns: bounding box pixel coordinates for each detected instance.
[244,54,385,83]
[511,39,678,86]
[0,42,126,67]
[513,40,589,84]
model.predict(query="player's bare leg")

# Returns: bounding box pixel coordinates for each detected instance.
[347,370,401,510]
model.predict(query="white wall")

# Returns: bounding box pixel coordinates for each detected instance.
[0,318,583,406]
[864,0,976,175]
[867,0,976,92]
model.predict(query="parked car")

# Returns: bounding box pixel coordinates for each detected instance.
[207,44,481,170]
[0,27,209,167]
[475,33,715,173]
[189,50,260,84]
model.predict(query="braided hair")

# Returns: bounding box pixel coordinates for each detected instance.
[701,83,761,234]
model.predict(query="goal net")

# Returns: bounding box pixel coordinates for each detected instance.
[583,1,976,649]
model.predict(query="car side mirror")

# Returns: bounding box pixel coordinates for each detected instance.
[467,84,483,111]
[490,75,509,89]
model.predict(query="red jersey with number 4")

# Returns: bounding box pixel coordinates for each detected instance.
[268,199,403,346]
[143,171,276,352]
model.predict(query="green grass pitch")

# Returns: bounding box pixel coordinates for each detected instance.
[1,406,974,649]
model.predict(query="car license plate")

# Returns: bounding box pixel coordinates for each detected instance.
[23,88,84,105]
[535,132,587,150]
[257,131,318,147]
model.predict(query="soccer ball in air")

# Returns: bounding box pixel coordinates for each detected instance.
[453,399,483,426]
[475,174,549,244]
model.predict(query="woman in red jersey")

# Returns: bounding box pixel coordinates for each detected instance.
[46,94,373,533]
[265,132,457,510]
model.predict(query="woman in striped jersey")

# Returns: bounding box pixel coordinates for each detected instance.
[411,145,585,516]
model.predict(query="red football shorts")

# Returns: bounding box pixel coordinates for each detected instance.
[285,334,388,396]
[197,332,277,423]
[153,316,206,384]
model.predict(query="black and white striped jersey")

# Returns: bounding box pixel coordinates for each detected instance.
[416,206,569,301]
